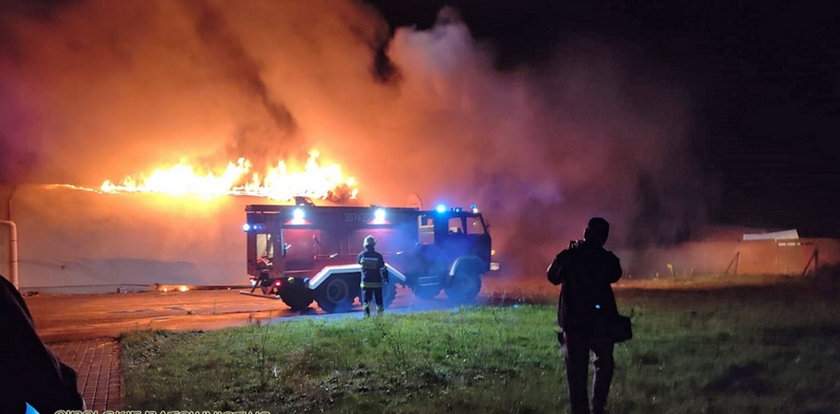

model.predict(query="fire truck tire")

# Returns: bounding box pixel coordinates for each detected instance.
[315,276,355,313]
[279,279,314,311]
[412,284,441,300]
[445,270,481,303]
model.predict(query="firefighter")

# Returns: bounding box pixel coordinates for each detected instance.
[547,217,623,414]
[357,235,389,317]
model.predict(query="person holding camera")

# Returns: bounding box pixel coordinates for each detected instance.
[547,217,623,414]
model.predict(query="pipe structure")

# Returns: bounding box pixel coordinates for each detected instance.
[1,220,19,289]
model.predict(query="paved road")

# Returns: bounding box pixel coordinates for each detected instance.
[25,284,466,342]
[48,339,122,411]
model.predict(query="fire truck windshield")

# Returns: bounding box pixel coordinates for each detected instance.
[467,216,486,234]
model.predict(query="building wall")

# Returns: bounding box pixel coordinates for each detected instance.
[620,238,840,278]
[5,186,254,290]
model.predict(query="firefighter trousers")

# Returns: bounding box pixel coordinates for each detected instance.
[362,287,384,316]
[562,330,615,414]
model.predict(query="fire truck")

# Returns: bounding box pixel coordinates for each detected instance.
[241,200,496,312]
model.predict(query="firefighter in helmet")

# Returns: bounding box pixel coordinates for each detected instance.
[357,235,389,317]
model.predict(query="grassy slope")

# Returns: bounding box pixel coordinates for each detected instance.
[122,279,840,413]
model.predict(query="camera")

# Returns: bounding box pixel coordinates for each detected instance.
[569,239,583,249]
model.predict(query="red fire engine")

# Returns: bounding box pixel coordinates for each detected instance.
[241,200,496,312]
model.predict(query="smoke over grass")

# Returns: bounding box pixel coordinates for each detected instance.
[0,0,705,281]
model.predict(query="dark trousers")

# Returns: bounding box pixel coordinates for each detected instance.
[362,287,384,315]
[562,330,615,414]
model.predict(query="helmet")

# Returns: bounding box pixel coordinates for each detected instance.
[363,235,376,248]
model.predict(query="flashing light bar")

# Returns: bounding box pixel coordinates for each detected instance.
[242,223,251,232]
[373,208,386,224]
[435,204,447,213]
[293,208,305,221]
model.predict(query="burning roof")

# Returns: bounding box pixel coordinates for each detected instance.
[53,150,358,202]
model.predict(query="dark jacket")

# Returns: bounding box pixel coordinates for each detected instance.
[0,276,85,412]
[357,248,388,288]
[547,242,622,332]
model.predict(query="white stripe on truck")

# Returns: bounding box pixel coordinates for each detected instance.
[306,263,407,290]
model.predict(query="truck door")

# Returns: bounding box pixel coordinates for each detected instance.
[442,216,470,258]
[281,228,318,272]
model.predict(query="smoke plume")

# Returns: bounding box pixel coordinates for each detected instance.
[0,0,705,281]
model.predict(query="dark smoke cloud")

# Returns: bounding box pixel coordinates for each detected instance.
[0,0,81,21]
[183,0,297,136]
[0,1,705,282]
[0,75,42,184]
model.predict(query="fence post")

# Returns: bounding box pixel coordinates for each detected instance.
[800,248,819,278]
[725,251,740,276]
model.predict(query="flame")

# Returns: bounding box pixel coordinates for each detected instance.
[56,150,359,201]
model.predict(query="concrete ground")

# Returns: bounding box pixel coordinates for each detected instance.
[28,288,293,342]
[47,339,122,411]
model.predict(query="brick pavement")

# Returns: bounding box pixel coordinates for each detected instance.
[47,338,123,411]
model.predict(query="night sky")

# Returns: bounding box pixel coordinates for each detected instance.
[366,1,840,237]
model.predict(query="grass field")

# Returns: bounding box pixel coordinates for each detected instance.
[121,276,840,413]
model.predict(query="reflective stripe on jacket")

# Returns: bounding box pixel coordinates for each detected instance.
[357,248,388,288]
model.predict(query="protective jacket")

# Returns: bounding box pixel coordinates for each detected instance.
[357,248,388,288]
[547,241,622,333]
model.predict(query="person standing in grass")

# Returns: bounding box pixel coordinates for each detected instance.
[357,235,389,317]
[547,217,623,414]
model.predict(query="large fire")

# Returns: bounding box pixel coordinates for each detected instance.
[55,150,359,201]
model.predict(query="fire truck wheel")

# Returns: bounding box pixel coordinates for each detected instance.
[412,284,441,300]
[279,279,314,311]
[316,277,354,313]
[445,270,481,303]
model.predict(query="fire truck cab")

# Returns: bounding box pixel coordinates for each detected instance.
[242,202,494,312]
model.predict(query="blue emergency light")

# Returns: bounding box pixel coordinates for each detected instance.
[374,208,386,221]
[293,208,305,221]
[242,223,251,232]
[435,204,447,213]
